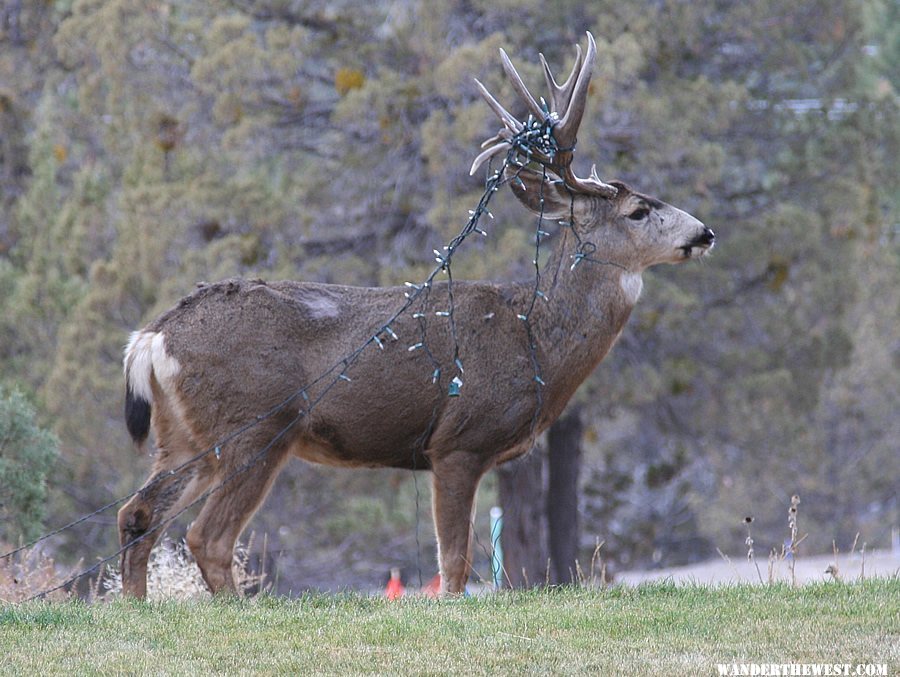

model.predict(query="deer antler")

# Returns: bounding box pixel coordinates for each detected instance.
[470,32,617,200]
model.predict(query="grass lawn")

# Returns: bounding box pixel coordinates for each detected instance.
[1,581,897,675]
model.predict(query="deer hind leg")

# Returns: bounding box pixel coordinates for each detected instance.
[431,451,486,596]
[186,438,289,595]
[117,462,212,599]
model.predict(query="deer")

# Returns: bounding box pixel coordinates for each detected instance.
[117,32,714,598]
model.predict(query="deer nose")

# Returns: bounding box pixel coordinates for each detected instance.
[697,226,715,246]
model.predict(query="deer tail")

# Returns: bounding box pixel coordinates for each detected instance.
[125,379,151,447]
[123,330,181,450]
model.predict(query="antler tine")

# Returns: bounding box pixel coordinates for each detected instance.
[548,33,618,199]
[474,79,524,135]
[539,44,582,115]
[553,31,596,150]
[470,81,523,176]
[470,129,518,175]
[499,48,546,120]
[480,128,514,149]
[469,141,509,176]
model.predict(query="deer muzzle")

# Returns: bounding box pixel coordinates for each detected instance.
[681,226,716,259]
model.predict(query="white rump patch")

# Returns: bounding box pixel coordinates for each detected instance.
[304,295,340,320]
[124,330,181,402]
[619,272,644,305]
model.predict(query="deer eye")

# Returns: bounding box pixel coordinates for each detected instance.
[628,206,650,221]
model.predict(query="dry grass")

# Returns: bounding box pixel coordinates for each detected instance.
[0,545,72,603]
[99,535,268,601]
[1,534,267,603]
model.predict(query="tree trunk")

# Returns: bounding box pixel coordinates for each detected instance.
[496,448,546,587]
[546,407,584,584]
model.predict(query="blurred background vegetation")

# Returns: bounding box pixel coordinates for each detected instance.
[0,0,897,592]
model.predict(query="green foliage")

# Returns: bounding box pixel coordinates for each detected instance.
[0,385,59,542]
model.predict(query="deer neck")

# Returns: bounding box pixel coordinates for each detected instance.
[527,228,641,424]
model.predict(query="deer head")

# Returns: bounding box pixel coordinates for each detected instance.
[470,32,715,271]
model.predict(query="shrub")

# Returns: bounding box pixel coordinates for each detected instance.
[0,384,59,543]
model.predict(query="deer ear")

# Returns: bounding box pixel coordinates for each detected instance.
[507,169,574,219]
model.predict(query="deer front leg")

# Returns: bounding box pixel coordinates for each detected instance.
[431,451,486,596]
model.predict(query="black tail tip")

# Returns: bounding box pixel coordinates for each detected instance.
[125,385,151,445]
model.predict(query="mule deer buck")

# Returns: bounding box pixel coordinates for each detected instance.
[118,33,714,597]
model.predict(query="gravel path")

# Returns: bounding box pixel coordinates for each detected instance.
[615,549,900,586]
